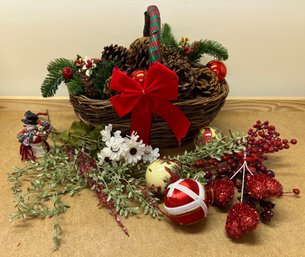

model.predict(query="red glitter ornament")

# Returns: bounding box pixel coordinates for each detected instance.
[225,202,259,239]
[163,178,209,225]
[206,178,234,207]
[246,174,283,200]
[131,70,146,85]
[206,60,227,81]
[62,67,73,80]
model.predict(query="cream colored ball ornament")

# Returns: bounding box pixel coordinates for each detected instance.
[145,159,179,193]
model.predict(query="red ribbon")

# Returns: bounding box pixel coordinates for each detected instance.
[109,62,190,145]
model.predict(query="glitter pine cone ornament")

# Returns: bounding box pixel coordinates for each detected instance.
[246,174,283,200]
[206,178,235,207]
[225,203,259,239]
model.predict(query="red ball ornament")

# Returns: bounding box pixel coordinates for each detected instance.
[206,60,227,81]
[62,67,73,80]
[163,178,209,225]
[131,70,146,85]
[194,126,222,146]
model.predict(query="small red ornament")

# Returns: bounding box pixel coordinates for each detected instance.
[225,202,259,239]
[206,60,227,81]
[194,126,221,146]
[62,67,73,80]
[206,178,235,207]
[163,178,209,225]
[131,70,146,85]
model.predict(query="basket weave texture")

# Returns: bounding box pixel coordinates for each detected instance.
[70,81,228,148]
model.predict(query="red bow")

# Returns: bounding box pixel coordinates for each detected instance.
[109,62,190,145]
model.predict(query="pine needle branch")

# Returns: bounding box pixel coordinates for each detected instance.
[189,40,229,62]
[160,23,178,48]
[41,58,75,97]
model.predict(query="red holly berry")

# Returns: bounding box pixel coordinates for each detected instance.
[62,67,73,80]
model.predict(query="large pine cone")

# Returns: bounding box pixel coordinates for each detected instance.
[161,46,193,98]
[190,66,220,97]
[101,44,129,70]
[128,37,150,73]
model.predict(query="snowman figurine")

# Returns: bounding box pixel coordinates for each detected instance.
[17,111,50,161]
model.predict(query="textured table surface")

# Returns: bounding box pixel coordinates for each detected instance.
[0,98,304,257]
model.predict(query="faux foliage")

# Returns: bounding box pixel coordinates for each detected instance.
[41,58,76,97]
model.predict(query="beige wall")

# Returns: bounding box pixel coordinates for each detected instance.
[1,0,305,97]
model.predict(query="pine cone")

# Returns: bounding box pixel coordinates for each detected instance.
[103,76,113,98]
[190,67,220,97]
[81,73,100,99]
[127,37,150,73]
[101,44,129,70]
[161,46,193,98]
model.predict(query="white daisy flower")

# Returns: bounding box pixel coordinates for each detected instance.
[97,147,112,165]
[100,124,122,142]
[97,148,118,167]
[143,145,160,163]
[105,135,125,161]
[123,132,146,165]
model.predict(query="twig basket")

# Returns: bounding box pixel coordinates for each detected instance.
[69,6,229,148]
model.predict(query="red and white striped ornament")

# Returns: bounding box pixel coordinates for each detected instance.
[163,178,209,225]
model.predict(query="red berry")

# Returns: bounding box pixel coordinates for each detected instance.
[282,139,288,144]
[204,170,213,179]
[293,188,300,195]
[269,125,275,131]
[62,67,73,80]
[284,144,290,149]
[260,209,274,223]
[290,139,297,145]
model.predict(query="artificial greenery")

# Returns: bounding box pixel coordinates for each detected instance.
[161,24,178,48]
[9,121,245,250]
[66,72,84,96]
[41,58,76,97]
[160,23,229,62]
[92,60,117,98]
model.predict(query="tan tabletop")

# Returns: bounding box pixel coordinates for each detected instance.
[0,98,304,257]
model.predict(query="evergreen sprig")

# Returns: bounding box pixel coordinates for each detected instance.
[66,73,84,96]
[161,23,178,48]
[189,40,229,62]
[92,60,117,98]
[160,23,229,63]
[41,58,75,97]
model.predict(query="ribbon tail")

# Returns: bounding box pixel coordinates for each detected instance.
[130,97,152,145]
[152,100,190,145]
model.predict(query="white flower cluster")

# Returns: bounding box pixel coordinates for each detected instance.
[97,124,160,166]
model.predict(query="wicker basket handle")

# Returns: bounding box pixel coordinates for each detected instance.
[143,5,161,64]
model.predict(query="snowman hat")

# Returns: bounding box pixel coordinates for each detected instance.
[21,111,39,125]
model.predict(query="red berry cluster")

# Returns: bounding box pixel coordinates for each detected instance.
[222,120,297,180]
[192,120,298,231]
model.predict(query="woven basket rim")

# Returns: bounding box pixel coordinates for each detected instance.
[70,81,229,108]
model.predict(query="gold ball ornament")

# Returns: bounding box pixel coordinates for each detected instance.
[145,159,179,193]
[194,126,222,146]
